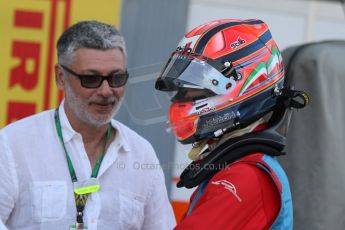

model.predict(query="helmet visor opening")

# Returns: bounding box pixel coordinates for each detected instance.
[157,52,236,95]
[171,88,216,102]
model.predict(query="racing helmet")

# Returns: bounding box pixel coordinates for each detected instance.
[156,19,307,144]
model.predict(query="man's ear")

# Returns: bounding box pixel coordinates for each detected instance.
[55,64,65,90]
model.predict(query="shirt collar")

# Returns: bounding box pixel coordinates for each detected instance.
[58,100,78,143]
[58,100,131,152]
[110,119,131,152]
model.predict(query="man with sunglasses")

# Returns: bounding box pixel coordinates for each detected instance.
[0,21,175,230]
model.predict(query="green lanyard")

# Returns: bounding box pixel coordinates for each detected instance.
[54,108,111,225]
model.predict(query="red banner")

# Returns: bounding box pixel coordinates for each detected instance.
[0,0,121,127]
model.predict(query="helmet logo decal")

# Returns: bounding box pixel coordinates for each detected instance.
[177,35,201,52]
[239,46,281,95]
[176,42,193,53]
[196,106,216,115]
[211,180,242,202]
[230,36,246,49]
[189,98,215,115]
[201,111,238,129]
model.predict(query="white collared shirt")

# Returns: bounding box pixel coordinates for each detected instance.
[0,103,175,230]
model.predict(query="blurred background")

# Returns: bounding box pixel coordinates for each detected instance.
[1,0,345,228]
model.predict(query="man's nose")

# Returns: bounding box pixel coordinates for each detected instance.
[97,79,113,97]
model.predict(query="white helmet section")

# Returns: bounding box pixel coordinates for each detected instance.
[177,34,201,50]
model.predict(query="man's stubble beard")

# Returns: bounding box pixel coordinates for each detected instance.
[64,81,124,128]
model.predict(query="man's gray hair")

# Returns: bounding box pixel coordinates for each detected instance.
[57,20,126,65]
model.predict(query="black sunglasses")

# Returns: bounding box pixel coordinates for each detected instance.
[60,64,129,88]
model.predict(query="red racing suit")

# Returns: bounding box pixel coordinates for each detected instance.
[175,153,293,230]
